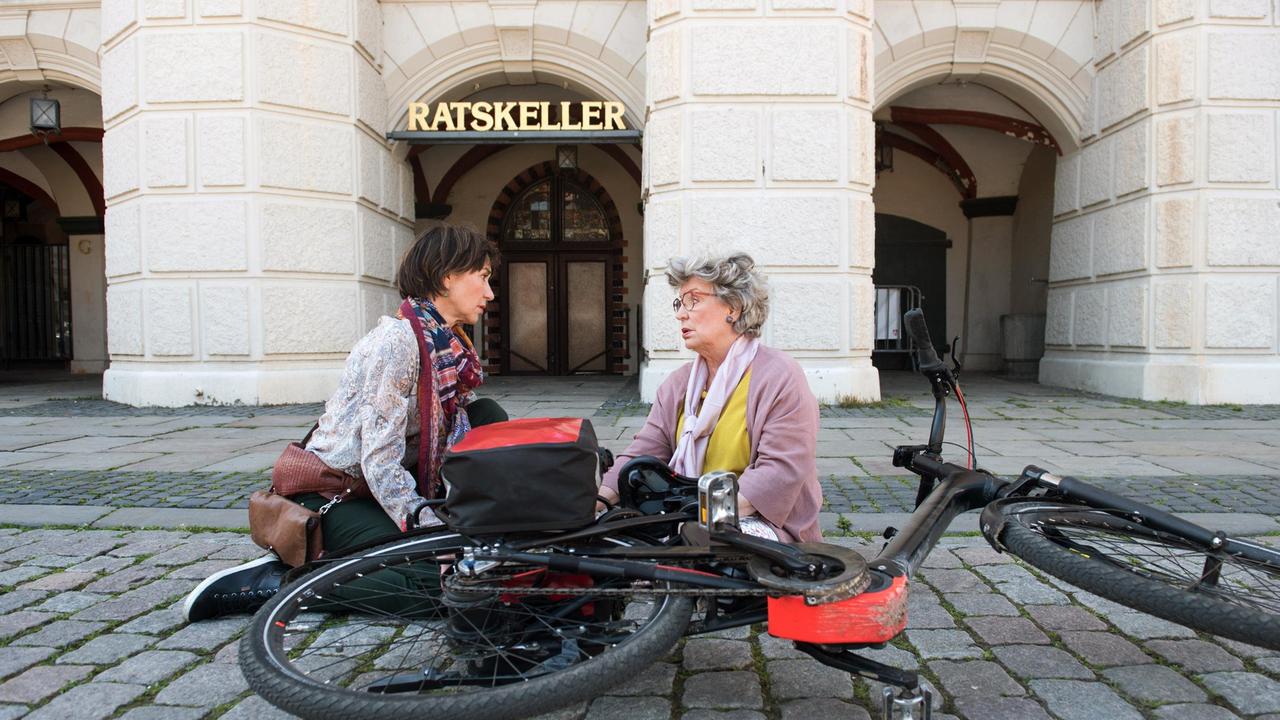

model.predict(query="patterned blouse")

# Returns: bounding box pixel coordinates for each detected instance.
[305,316,471,529]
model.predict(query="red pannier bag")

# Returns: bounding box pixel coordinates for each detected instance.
[440,417,602,534]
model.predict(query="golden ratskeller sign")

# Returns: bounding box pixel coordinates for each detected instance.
[407,101,627,132]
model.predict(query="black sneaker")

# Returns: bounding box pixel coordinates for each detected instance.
[182,555,288,622]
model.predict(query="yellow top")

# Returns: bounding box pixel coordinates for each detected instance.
[675,369,752,475]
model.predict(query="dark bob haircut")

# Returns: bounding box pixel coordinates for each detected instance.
[396,223,500,300]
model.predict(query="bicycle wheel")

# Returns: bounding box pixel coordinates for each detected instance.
[240,530,695,720]
[992,500,1280,650]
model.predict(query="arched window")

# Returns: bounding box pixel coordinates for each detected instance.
[502,175,610,246]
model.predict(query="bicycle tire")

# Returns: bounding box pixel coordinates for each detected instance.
[240,530,694,720]
[993,500,1280,650]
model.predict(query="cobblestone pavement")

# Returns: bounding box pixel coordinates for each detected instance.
[1,528,1278,720]
[2,371,1280,718]
[3,469,1278,516]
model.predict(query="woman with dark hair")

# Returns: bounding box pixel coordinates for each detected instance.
[183,222,505,621]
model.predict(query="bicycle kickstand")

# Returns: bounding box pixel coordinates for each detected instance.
[883,685,931,720]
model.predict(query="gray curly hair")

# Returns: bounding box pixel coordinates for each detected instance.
[666,253,770,337]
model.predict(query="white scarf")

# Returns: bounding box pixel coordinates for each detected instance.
[669,335,760,478]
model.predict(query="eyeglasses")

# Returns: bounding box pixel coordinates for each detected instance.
[672,290,706,313]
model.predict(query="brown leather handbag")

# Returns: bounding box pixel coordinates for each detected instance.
[248,489,322,568]
[248,424,370,567]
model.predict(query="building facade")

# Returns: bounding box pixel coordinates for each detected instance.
[0,0,1276,405]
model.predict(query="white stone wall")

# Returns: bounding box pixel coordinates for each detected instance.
[101,0,413,406]
[642,0,880,403]
[1042,0,1280,403]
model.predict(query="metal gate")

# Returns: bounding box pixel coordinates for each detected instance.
[1,244,72,362]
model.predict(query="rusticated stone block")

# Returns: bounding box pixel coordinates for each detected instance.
[1209,0,1270,18]
[255,31,351,117]
[1108,281,1148,348]
[644,197,680,270]
[1079,140,1110,207]
[1072,286,1107,346]
[145,285,194,356]
[104,120,141,199]
[1097,46,1148,130]
[143,115,189,189]
[357,132,384,205]
[1045,289,1072,345]
[358,207,395,281]
[258,117,354,195]
[770,279,845,351]
[1155,196,1194,267]
[1157,0,1196,24]
[262,285,359,354]
[1206,196,1280,266]
[1207,112,1275,183]
[1208,31,1280,100]
[644,284,682,352]
[144,199,248,272]
[196,114,245,187]
[691,107,758,181]
[1156,32,1195,106]
[105,202,142,278]
[101,36,138,122]
[200,285,250,356]
[649,29,681,103]
[1154,278,1193,348]
[1053,152,1080,215]
[771,108,839,181]
[1111,119,1149,197]
[1093,199,1148,276]
[258,0,349,35]
[1205,277,1276,348]
[107,286,144,355]
[687,194,843,266]
[646,111,681,187]
[143,31,244,103]
[691,24,838,96]
[1049,215,1091,282]
[850,196,874,269]
[261,201,356,274]
[1155,115,1194,186]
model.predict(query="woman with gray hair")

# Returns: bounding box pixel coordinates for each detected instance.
[599,253,822,542]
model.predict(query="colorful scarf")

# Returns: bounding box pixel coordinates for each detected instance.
[670,335,760,478]
[399,297,484,499]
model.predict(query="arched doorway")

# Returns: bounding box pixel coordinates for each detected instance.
[491,163,624,375]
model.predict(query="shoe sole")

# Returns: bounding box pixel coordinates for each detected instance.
[182,554,278,623]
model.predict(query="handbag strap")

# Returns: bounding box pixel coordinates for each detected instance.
[401,299,436,498]
[300,422,320,447]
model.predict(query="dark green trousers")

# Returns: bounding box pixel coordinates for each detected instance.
[294,398,508,615]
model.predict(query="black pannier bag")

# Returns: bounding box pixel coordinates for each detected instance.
[439,417,602,534]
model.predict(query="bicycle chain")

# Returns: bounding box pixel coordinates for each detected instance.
[443,571,771,598]
[445,580,771,597]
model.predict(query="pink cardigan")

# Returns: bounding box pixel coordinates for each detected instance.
[603,345,823,543]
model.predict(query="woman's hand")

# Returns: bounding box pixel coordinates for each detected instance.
[595,486,620,514]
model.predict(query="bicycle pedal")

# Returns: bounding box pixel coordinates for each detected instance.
[882,686,931,720]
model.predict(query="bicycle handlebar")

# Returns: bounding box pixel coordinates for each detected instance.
[904,308,946,373]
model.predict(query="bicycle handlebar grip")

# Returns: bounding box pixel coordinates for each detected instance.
[904,308,945,372]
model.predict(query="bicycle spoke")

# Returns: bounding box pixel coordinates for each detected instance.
[1031,513,1280,614]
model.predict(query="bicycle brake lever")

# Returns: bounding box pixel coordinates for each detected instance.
[949,335,963,377]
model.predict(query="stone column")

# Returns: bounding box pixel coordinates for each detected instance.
[100,0,413,407]
[1042,0,1280,403]
[641,0,879,402]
